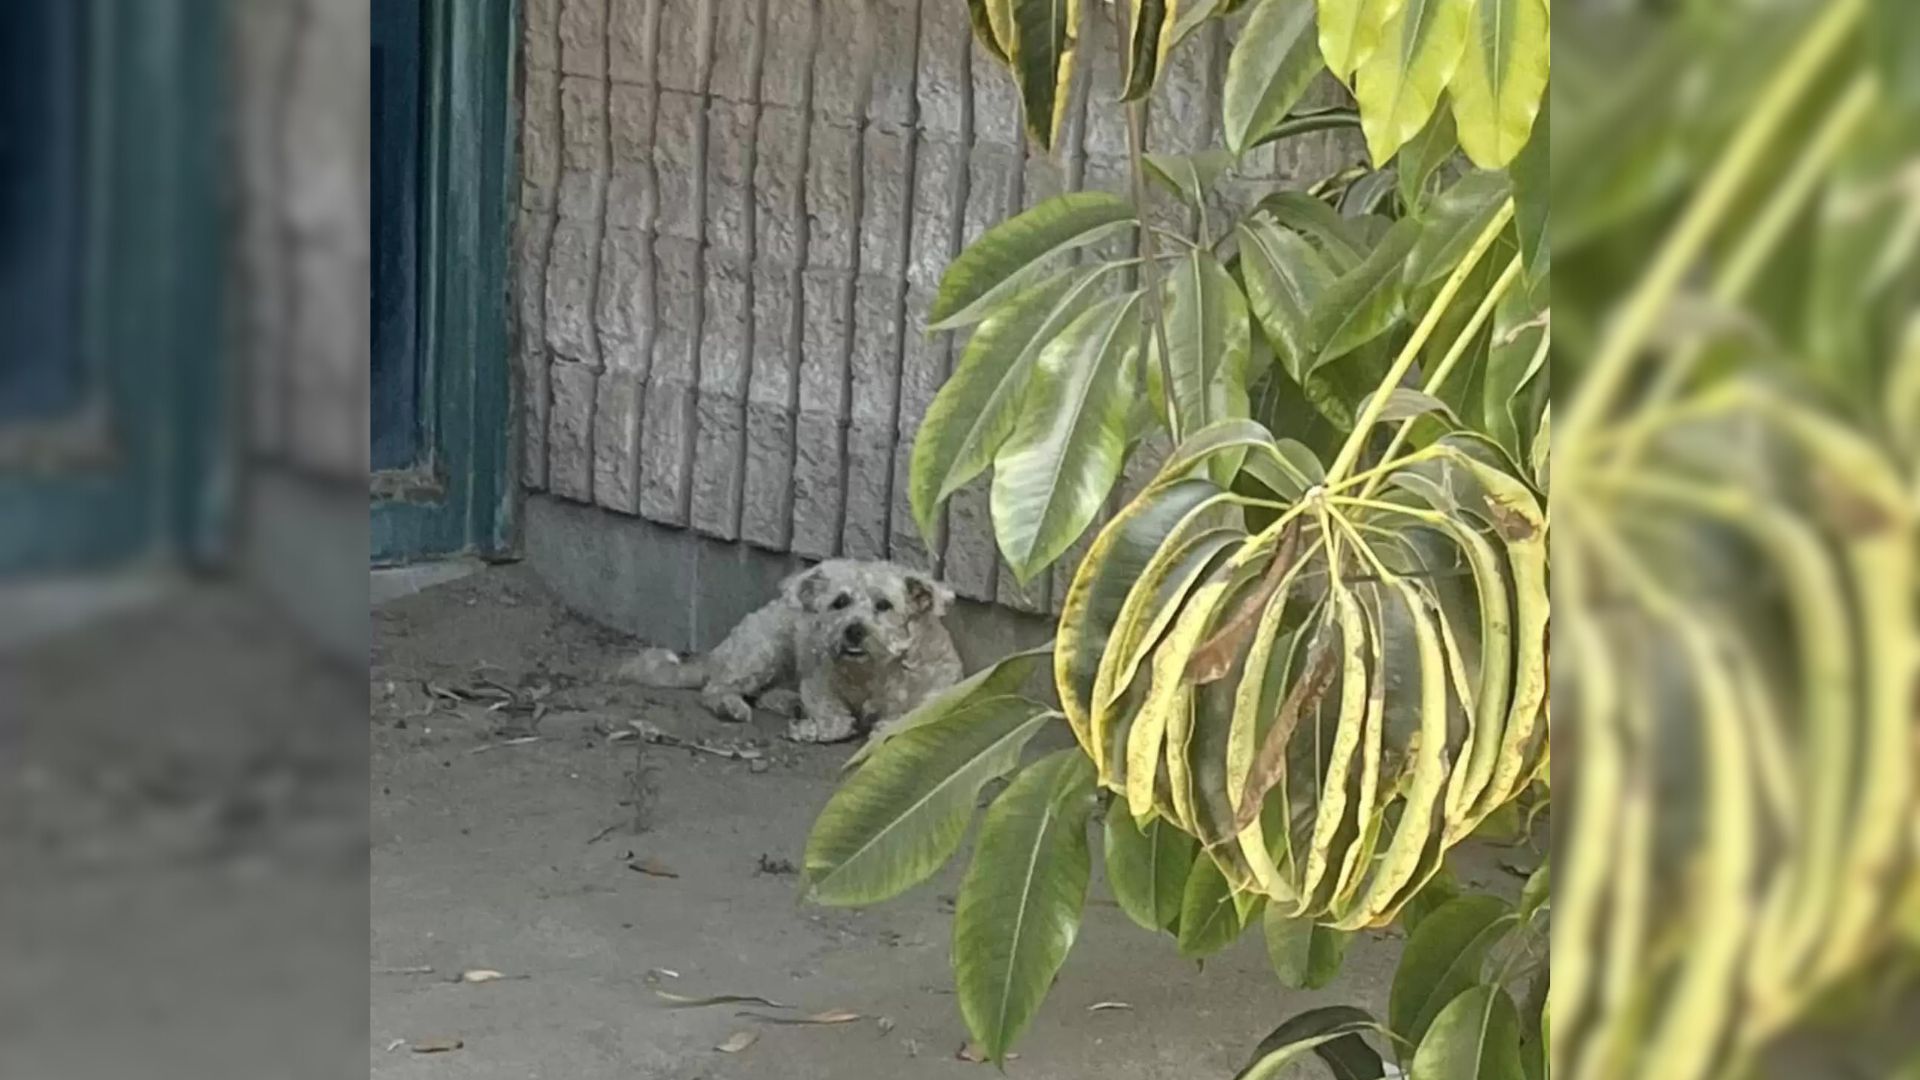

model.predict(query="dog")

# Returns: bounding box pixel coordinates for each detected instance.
[615,559,963,744]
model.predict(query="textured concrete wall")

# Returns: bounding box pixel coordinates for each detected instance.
[513,0,1356,611]
[232,0,371,481]
[230,0,371,663]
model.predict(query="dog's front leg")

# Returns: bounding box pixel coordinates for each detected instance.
[788,675,861,744]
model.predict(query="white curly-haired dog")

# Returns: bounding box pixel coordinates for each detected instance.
[615,559,963,743]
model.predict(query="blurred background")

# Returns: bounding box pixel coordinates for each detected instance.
[1,1,371,1076]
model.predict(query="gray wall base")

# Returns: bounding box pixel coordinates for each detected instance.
[242,468,370,666]
[525,494,1053,671]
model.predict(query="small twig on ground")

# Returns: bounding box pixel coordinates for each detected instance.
[467,736,542,755]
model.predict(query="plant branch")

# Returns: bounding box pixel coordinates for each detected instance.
[1325,201,1516,485]
[1558,0,1869,452]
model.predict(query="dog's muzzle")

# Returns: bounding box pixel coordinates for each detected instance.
[836,621,870,659]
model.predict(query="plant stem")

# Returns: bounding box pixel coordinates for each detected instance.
[1357,255,1524,499]
[1109,0,1181,444]
[1129,98,1183,444]
[1558,0,1868,452]
[1608,71,1879,468]
[1324,201,1516,485]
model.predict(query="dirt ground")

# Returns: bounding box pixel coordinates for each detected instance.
[367,565,1459,1080]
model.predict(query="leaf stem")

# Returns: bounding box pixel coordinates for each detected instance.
[1608,71,1879,469]
[1358,255,1525,499]
[1558,0,1869,452]
[1324,201,1516,485]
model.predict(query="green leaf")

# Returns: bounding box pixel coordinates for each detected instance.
[1481,282,1546,462]
[1388,893,1516,1047]
[968,0,1011,63]
[1318,0,1407,81]
[1359,387,1458,424]
[1256,192,1369,268]
[1396,867,1462,935]
[847,643,1054,770]
[929,191,1136,329]
[1171,0,1232,46]
[1404,171,1511,287]
[1518,859,1549,922]
[1263,908,1353,989]
[804,699,1053,905]
[1143,150,1237,211]
[1177,849,1247,958]
[1398,106,1458,209]
[1222,0,1326,154]
[1308,216,1421,370]
[954,750,1099,1066]
[1160,252,1253,474]
[1122,0,1180,101]
[1242,437,1328,500]
[1104,810,1198,932]
[1509,95,1547,284]
[1446,0,1549,169]
[1250,106,1366,150]
[992,292,1144,582]
[1239,219,1340,383]
[1007,0,1082,150]
[1339,169,1400,217]
[1354,0,1474,166]
[910,268,1110,538]
[1408,985,1526,1080]
[1236,1006,1386,1080]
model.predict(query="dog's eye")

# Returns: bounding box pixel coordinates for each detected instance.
[873,597,893,613]
[831,592,852,610]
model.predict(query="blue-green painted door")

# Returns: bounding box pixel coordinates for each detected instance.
[0,0,224,575]
[369,0,518,565]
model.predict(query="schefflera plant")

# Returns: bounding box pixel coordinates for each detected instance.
[802,0,1553,1072]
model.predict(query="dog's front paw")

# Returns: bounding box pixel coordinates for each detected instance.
[757,688,804,719]
[786,715,857,744]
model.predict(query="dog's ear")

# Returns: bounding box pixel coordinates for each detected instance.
[783,566,827,612]
[905,574,954,617]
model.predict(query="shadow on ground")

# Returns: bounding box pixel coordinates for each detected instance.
[369,565,1432,1080]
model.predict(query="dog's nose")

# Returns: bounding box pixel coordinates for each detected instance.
[843,622,867,646]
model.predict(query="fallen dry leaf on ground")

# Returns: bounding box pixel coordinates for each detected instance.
[459,969,505,983]
[655,989,792,1009]
[1088,1001,1133,1012]
[625,858,679,879]
[716,1031,759,1054]
[411,1037,464,1054]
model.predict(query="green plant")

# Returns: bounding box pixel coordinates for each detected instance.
[810,0,1557,1072]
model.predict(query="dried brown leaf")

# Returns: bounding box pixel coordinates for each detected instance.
[411,1037,464,1054]
[626,858,680,879]
[1232,625,1341,832]
[1189,523,1306,684]
[716,1031,759,1054]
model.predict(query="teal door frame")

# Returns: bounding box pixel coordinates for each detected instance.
[370,0,519,566]
[0,0,225,576]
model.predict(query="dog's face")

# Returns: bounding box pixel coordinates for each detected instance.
[785,561,954,664]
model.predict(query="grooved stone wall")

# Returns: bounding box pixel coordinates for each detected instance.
[512,0,1355,611]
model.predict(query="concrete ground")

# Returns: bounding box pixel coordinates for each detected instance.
[0,584,367,1080]
[368,565,1427,1080]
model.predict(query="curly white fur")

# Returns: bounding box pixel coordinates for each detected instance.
[615,560,962,744]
